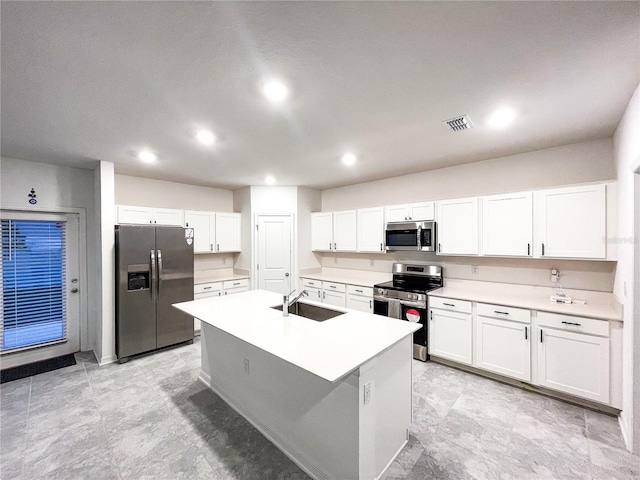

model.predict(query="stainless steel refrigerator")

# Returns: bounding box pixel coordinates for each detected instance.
[115,225,194,362]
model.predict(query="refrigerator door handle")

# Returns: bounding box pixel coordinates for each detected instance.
[150,249,156,301]
[157,249,163,293]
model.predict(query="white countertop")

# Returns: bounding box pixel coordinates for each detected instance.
[300,269,392,288]
[428,280,622,322]
[173,289,419,382]
[194,272,249,285]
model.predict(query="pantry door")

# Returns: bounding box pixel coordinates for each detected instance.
[256,215,292,295]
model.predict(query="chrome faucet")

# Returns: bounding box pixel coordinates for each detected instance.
[282,289,309,316]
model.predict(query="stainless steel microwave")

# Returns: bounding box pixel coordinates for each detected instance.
[385,221,436,252]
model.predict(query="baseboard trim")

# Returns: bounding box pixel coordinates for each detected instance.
[98,354,117,366]
[619,410,633,452]
[198,372,329,480]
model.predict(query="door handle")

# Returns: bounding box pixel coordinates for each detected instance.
[285,273,290,277]
[329,242,332,250]
[210,244,213,251]
[542,243,545,256]
[217,244,220,251]
[525,326,528,340]
[380,243,383,251]
[527,243,530,256]
[157,250,163,291]
[150,250,156,300]
[70,288,79,293]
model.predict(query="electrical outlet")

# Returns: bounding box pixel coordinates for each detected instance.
[364,382,372,404]
[370,259,374,267]
[551,268,559,283]
[243,358,250,375]
[471,265,479,275]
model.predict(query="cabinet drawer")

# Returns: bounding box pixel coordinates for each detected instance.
[302,278,322,289]
[194,282,222,295]
[477,303,531,324]
[223,278,249,290]
[323,281,346,293]
[536,312,609,337]
[346,285,373,297]
[429,296,472,314]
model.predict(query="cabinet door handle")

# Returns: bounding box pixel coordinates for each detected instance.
[525,326,528,340]
[438,243,442,253]
[330,285,336,289]
[203,286,212,290]
[233,282,241,286]
[356,289,363,293]
[334,242,337,250]
[210,244,213,251]
[322,291,326,299]
[430,311,433,320]
[329,242,332,250]
[540,330,543,343]
[527,243,530,256]
[369,300,372,309]
[494,310,509,315]
[561,321,582,327]
[443,303,455,307]
[217,244,220,251]
[542,243,545,256]
[380,243,383,252]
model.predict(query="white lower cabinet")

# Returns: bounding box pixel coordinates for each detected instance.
[346,285,373,313]
[428,296,615,406]
[475,303,531,381]
[429,300,473,365]
[222,278,250,296]
[535,312,610,404]
[322,281,347,307]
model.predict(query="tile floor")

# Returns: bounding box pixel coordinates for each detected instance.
[1,338,638,480]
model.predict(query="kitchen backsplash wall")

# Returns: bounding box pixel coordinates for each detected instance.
[319,252,616,292]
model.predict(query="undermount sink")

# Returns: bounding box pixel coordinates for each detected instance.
[271,302,345,322]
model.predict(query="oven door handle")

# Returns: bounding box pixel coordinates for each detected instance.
[399,300,427,308]
[373,295,397,302]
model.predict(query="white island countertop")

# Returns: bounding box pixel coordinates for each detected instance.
[174,289,419,382]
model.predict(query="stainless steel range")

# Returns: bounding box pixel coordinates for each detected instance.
[373,263,443,361]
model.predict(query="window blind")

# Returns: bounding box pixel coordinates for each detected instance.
[1,219,67,353]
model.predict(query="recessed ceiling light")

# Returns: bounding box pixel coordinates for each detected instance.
[196,129,216,146]
[265,175,276,185]
[262,80,289,103]
[342,153,357,166]
[138,150,157,163]
[487,107,517,129]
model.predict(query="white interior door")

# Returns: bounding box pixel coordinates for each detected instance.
[257,215,292,295]
[1,211,80,369]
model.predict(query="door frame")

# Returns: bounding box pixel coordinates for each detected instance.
[253,213,295,294]
[1,206,89,355]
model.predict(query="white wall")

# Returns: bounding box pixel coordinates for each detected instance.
[322,139,614,210]
[612,81,640,453]
[94,161,116,364]
[0,157,98,354]
[297,188,322,273]
[115,174,233,211]
[115,174,236,276]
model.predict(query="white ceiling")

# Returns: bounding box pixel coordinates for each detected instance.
[2,1,639,190]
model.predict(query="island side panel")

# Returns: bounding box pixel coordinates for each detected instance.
[200,322,360,479]
[358,336,413,479]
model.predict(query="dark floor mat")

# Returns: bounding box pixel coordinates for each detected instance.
[1,353,77,383]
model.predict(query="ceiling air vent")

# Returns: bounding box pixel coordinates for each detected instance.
[443,115,473,132]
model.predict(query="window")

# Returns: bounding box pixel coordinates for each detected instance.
[1,219,67,353]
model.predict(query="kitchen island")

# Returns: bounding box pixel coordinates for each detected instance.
[173,289,420,480]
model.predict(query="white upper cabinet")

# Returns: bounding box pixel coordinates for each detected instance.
[357,207,385,253]
[117,205,153,224]
[312,211,357,252]
[534,184,606,259]
[436,197,480,255]
[184,211,241,254]
[385,202,434,222]
[311,212,334,251]
[482,192,533,257]
[117,205,183,226]
[333,210,357,252]
[215,213,241,252]
[185,210,216,253]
